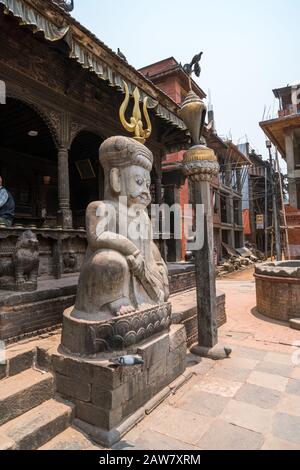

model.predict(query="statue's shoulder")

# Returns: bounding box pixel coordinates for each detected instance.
[87,201,117,219]
[86,201,106,213]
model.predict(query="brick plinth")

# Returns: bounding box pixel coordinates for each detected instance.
[171,290,226,347]
[169,270,196,294]
[0,284,76,342]
[1,270,195,344]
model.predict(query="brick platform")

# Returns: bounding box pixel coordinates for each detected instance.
[171,289,226,347]
[168,264,196,295]
[0,277,78,342]
[0,266,197,343]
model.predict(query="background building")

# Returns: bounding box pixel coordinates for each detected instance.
[239,143,272,253]
[140,57,250,264]
[260,82,300,259]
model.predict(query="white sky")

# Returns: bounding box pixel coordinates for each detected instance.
[72,0,298,170]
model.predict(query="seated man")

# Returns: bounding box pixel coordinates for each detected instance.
[72,136,169,321]
[0,176,15,227]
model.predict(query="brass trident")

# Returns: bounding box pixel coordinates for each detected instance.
[119,81,152,144]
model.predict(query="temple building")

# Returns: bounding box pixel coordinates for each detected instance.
[260,82,300,259]
[0,2,188,259]
[139,57,250,264]
[239,143,272,253]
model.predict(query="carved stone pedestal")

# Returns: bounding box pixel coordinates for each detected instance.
[53,325,187,447]
[62,302,172,356]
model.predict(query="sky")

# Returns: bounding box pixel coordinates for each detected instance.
[72,0,298,166]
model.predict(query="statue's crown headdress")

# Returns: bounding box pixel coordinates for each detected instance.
[119,81,152,144]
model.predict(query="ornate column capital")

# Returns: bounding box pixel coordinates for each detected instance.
[178,90,219,183]
[182,145,219,182]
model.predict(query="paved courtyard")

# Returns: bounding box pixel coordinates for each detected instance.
[113,271,300,451]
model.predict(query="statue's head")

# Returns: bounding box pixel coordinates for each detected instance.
[99,136,153,208]
[16,230,39,251]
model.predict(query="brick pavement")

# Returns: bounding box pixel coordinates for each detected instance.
[218,277,300,351]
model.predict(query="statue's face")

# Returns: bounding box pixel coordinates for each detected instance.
[120,165,151,208]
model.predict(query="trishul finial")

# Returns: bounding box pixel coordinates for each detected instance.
[119,81,152,144]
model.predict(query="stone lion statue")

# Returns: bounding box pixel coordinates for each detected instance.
[0,230,39,292]
[13,230,39,290]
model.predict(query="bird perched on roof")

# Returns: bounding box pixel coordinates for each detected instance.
[117,48,128,63]
[65,0,74,11]
[183,52,203,78]
[56,0,74,12]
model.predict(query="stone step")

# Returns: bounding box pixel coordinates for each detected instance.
[0,369,54,426]
[39,426,103,451]
[0,344,36,381]
[290,318,300,331]
[0,433,15,450]
[0,399,75,450]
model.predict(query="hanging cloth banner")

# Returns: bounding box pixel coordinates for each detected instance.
[243,209,252,236]
[0,0,69,41]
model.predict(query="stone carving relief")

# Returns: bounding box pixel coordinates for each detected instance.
[49,110,62,138]
[63,250,77,273]
[69,121,85,145]
[89,303,172,353]
[63,302,172,355]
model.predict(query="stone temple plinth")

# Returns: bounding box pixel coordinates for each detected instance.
[54,324,186,447]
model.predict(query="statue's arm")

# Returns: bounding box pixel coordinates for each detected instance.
[151,241,168,273]
[96,232,139,257]
[86,201,139,257]
[151,241,169,301]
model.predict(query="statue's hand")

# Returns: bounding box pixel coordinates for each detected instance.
[127,253,145,278]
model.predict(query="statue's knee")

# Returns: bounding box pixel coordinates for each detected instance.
[89,250,129,281]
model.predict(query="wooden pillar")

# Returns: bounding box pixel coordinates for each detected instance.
[154,174,167,261]
[52,238,63,279]
[173,184,183,262]
[193,180,218,349]
[155,173,162,205]
[58,147,72,229]
[225,192,234,248]
[179,89,231,360]
[155,152,168,261]
[285,132,298,208]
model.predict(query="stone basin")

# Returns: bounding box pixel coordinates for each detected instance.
[255,261,300,322]
[255,260,300,278]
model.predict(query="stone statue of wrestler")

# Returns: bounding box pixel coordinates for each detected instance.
[72,136,169,321]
